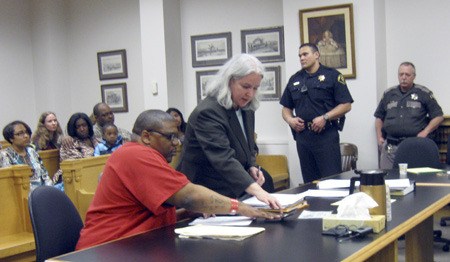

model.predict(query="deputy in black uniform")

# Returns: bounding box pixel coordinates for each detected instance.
[280,43,353,183]
[374,62,443,169]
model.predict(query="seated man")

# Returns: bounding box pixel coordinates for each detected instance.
[92,102,131,143]
[76,110,280,250]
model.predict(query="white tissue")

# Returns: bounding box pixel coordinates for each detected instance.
[334,192,378,220]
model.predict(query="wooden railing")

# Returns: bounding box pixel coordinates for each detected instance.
[61,155,110,222]
[0,165,35,261]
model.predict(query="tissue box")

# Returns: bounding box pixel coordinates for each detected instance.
[322,215,386,233]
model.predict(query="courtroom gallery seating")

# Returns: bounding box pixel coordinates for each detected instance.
[0,165,35,261]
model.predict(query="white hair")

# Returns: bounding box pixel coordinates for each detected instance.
[205,53,264,110]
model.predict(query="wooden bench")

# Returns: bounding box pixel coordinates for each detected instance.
[61,155,110,222]
[0,140,11,149]
[0,165,35,261]
[256,154,290,191]
[39,149,60,180]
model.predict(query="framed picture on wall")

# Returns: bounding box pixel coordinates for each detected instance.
[101,83,128,113]
[97,49,128,80]
[240,26,285,63]
[196,70,218,103]
[191,32,232,67]
[299,4,356,78]
[259,66,281,101]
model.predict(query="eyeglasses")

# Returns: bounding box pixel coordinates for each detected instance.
[14,130,29,137]
[148,130,179,142]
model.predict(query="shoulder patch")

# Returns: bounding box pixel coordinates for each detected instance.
[337,74,346,85]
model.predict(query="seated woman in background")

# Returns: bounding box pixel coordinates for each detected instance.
[31,111,64,150]
[54,112,97,184]
[166,107,187,144]
[1,120,53,191]
[94,123,123,156]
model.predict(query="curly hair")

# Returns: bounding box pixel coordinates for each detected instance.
[31,112,63,150]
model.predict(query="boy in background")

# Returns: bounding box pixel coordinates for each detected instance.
[94,123,123,156]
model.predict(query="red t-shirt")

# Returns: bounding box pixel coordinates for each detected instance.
[76,142,189,250]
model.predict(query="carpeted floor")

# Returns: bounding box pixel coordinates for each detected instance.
[398,206,450,262]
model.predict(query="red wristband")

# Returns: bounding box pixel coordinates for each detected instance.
[229,199,239,215]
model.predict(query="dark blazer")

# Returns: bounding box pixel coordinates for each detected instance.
[178,97,257,198]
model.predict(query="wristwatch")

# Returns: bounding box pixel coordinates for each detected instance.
[323,113,330,121]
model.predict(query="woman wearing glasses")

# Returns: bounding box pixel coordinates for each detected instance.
[178,54,280,209]
[1,120,53,191]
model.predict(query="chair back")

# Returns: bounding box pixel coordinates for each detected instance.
[28,186,83,262]
[393,137,441,168]
[340,143,358,171]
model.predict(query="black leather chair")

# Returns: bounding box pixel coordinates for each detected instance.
[393,137,442,169]
[393,137,449,251]
[28,186,84,262]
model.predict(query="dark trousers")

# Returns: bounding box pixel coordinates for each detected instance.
[296,128,341,183]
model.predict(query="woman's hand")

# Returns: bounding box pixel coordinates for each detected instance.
[246,183,281,210]
[248,166,264,186]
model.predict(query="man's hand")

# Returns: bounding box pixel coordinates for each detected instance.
[311,115,326,133]
[288,117,305,133]
[61,135,75,148]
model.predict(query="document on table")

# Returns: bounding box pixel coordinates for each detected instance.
[407,167,443,174]
[298,210,333,219]
[299,189,349,198]
[175,225,265,241]
[318,178,412,190]
[189,216,253,226]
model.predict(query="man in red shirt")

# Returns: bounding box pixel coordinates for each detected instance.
[76,109,280,250]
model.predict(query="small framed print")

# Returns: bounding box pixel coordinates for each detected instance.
[101,83,128,113]
[191,32,232,67]
[259,66,281,101]
[97,49,128,80]
[241,26,285,63]
[196,70,218,104]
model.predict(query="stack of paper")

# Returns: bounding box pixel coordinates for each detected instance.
[242,193,309,213]
[387,178,415,196]
[175,225,265,241]
[189,216,253,226]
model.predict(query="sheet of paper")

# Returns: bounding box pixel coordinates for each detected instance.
[242,193,304,208]
[189,216,253,226]
[318,178,411,190]
[299,189,349,198]
[317,179,351,189]
[298,210,333,219]
[175,225,265,241]
[407,167,443,174]
[385,178,411,189]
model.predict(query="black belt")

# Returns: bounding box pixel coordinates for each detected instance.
[386,137,407,146]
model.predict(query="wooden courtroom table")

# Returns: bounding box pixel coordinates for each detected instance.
[47,173,450,262]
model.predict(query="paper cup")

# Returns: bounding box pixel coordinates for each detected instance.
[399,163,408,176]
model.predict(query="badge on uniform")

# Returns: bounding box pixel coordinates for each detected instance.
[293,81,300,86]
[318,75,325,82]
[337,74,346,85]
[410,93,418,100]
